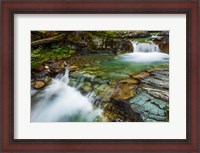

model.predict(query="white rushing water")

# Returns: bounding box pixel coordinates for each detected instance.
[120,41,169,63]
[31,68,102,122]
[132,41,160,53]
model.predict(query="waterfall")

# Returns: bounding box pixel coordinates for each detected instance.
[132,41,160,53]
[31,68,102,122]
[120,40,169,63]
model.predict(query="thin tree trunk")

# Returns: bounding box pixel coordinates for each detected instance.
[31,33,67,46]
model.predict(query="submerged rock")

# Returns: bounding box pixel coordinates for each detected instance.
[94,84,115,103]
[80,82,92,93]
[112,83,136,101]
[68,67,169,122]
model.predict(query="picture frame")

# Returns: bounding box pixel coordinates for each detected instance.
[0,0,199,152]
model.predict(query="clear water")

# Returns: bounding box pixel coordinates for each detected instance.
[80,57,168,81]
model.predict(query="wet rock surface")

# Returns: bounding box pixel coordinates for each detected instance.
[150,31,169,54]
[70,69,169,122]
[31,53,169,122]
[115,70,169,122]
[33,81,45,89]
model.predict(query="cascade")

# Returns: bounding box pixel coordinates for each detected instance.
[132,41,160,53]
[120,41,169,63]
[31,68,102,122]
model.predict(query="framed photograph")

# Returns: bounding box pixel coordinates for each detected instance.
[0,0,199,152]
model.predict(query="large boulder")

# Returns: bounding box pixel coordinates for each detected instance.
[116,39,133,54]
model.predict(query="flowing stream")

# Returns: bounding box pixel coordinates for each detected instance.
[31,38,169,122]
[31,68,102,122]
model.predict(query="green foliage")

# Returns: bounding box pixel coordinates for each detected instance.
[31,46,75,68]
[51,45,75,54]
[105,31,117,37]
[91,31,117,38]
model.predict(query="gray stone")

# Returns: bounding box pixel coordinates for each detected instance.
[141,76,168,89]
[128,91,169,122]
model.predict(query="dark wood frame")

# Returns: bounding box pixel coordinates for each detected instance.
[0,0,199,152]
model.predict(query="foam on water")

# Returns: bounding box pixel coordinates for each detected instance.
[31,68,102,122]
[120,41,169,63]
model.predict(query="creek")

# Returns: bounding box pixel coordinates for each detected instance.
[31,38,169,122]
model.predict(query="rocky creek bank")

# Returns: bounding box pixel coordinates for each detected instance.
[31,31,169,122]
[31,56,169,122]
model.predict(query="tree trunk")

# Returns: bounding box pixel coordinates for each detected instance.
[31,33,67,46]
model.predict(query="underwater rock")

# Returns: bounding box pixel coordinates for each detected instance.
[93,84,115,103]
[80,82,92,93]
[112,83,136,101]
